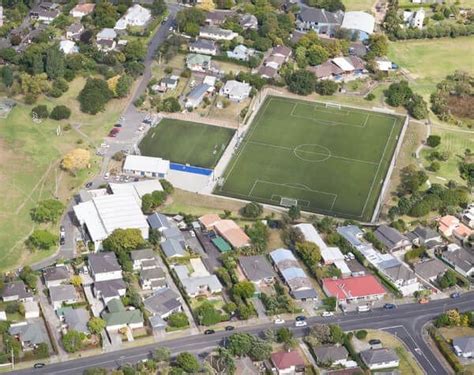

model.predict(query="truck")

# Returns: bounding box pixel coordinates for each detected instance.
[357,305,371,312]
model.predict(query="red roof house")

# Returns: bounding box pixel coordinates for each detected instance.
[271,351,305,374]
[322,275,386,302]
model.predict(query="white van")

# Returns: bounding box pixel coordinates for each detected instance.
[357,305,371,312]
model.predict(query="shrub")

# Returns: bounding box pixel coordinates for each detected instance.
[31,105,49,119]
[27,230,58,250]
[365,93,375,101]
[50,105,71,120]
[355,330,368,339]
[315,80,338,96]
[427,135,441,148]
[240,202,263,218]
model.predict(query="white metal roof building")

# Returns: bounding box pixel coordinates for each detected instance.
[109,180,163,206]
[341,11,375,40]
[73,194,148,251]
[123,155,170,179]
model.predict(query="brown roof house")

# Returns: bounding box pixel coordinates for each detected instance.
[270,350,305,374]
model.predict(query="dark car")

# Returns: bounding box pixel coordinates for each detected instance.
[451,292,461,298]
[369,339,381,346]
[85,182,93,188]
[225,326,234,331]
[383,303,396,309]
[295,315,306,321]
[60,237,65,245]
[34,363,46,369]
[204,329,215,335]
[114,123,122,127]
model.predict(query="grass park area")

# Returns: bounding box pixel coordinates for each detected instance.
[343,0,376,11]
[0,77,124,271]
[216,96,405,221]
[139,119,235,169]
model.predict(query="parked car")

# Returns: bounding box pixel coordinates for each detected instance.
[450,292,460,298]
[114,123,122,127]
[295,321,307,327]
[204,329,215,335]
[274,318,285,325]
[34,363,46,369]
[322,311,334,317]
[225,326,234,331]
[383,303,397,309]
[85,182,93,188]
[60,236,65,245]
[295,315,306,321]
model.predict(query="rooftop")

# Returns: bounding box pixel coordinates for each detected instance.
[89,252,122,274]
[49,284,76,303]
[144,288,181,316]
[239,255,276,282]
[43,265,69,282]
[341,11,375,35]
[360,348,399,365]
[323,275,385,300]
[123,155,170,175]
[271,350,305,370]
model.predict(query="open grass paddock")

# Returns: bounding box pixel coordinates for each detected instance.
[216,97,405,221]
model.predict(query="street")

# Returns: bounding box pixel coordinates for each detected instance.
[11,291,474,374]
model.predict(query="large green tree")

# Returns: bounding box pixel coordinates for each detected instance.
[30,199,64,223]
[45,47,65,80]
[62,330,85,353]
[102,228,145,253]
[78,78,113,115]
[176,352,200,373]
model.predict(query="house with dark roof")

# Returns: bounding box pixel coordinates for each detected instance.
[407,226,443,249]
[130,248,156,271]
[413,258,448,282]
[102,299,144,332]
[296,8,343,36]
[161,238,187,258]
[270,350,305,374]
[360,348,399,370]
[205,10,234,26]
[1,281,33,302]
[43,265,70,288]
[442,246,474,278]
[9,322,48,350]
[88,252,123,282]
[189,39,217,56]
[239,255,276,286]
[144,288,182,319]
[49,284,78,310]
[453,336,474,358]
[140,267,166,291]
[29,2,60,24]
[93,279,127,304]
[62,307,90,334]
[382,262,420,296]
[186,83,212,109]
[313,344,349,366]
[66,23,84,41]
[240,13,258,30]
[374,225,411,252]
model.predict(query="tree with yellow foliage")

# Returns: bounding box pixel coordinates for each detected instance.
[61,148,90,175]
[107,75,120,96]
[70,275,82,287]
[197,0,215,11]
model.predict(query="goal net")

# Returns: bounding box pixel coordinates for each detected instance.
[325,102,341,110]
[280,197,298,207]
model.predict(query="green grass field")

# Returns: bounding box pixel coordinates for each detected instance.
[139,119,235,169]
[216,97,405,221]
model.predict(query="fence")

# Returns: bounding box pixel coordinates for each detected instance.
[170,162,213,176]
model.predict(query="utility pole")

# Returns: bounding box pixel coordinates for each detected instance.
[11,348,14,370]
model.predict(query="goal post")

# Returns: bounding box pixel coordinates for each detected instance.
[325,102,342,110]
[280,197,298,207]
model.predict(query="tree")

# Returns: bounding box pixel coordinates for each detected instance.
[307,45,329,66]
[154,347,171,362]
[406,94,428,120]
[197,0,215,11]
[305,0,345,11]
[62,330,85,353]
[386,80,413,107]
[20,266,37,290]
[83,368,107,375]
[61,148,90,174]
[287,70,315,96]
[50,105,71,120]
[246,221,269,252]
[45,47,65,80]
[30,199,64,223]
[124,40,146,62]
[427,135,441,148]
[367,34,388,57]
[295,241,321,267]
[116,74,133,98]
[93,2,118,28]
[208,348,235,375]
[176,352,200,373]
[399,165,428,194]
[232,281,255,299]
[437,269,457,289]
[276,327,293,344]
[1,66,14,87]
[31,105,49,119]
[227,333,254,356]
[315,80,338,96]
[240,202,263,218]
[27,230,57,250]
[355,330,368,339]
[158,97,181,112]
[329,324,345,344]
[176,8,206,36]
[167,312,189,328]
[78,78,113,114]
[195,301,224,326]
[323,296,337,311]
[103,228,145,253]
[87,317,106,335]
[288,205,301,221]
[33,342,49,359]
[70,275,82,287]
[249,337,272,361]
[151,0,167,16]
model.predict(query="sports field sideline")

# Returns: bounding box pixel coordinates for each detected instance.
[215,96,405,221]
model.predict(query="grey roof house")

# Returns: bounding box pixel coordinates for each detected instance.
[140,267,166,291]
[407,226,443,249]
[360,348,399,370]
[413,258,448,282]
[374,225,411,252]
[240,13,258,30]
[62,307,90,334]
[161,238,186,258]
[43,265,70,288]
[189,39,217,56]
[88,252,123,282]
[186,83,212,109]
[313,344,349,366]
[49,284,77,310]
[442,247,474,278]
[130,248,155,270]
[453,336,474,358]
[9,322,48,350]
[93,278,127,304]
[1,281,33,302]
[148,212,172,231]
[239,255,276,285]
[144,288,182,319]
[296,8,343,36]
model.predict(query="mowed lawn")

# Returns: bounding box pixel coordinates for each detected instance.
[343,0,376,11]
[0,77,124,271]
[139,119,235,169]
[217,97,404,221]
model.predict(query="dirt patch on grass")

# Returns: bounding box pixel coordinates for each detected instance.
[447,95,474,119]
[439,326,474,342]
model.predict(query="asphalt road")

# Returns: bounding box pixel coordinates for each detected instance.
[13,292,474,374]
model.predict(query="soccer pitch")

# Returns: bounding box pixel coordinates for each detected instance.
[216,97,405,221]
[139,119,235,169]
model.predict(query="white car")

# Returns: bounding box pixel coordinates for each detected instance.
[295,321,307,327]
[274,318,285,325]
[322,311,334,317]
[104,172,110,180]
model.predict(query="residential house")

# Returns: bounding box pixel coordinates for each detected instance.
[438,215,473,241]
[453,336,474,358]
[9,322,48,350]
[60,40,79,55]
[186,53,212,72]
[205,10,234,26]
[43,265,70,288]
[198,213,222,230]
[93,279,127,304]
[360,348,399,370]
[70,3,95,18]
[414,258,448,282]
[403,8,425,29]
[0,312,5,321]
[102,299,144,332]
[198,215,250,249]
[130,249,156,271]
[442,246,474,278]
[49,284,77,310]
[140,267,166,291]
[220,80,251,102]
[270,350,305,375]
[74,193,149,251]
[161,238,187,258]
[199,26,238,41]
[240,14,258,30]
[374,224,411,252]
[322,275,386,303]
[1,281,33,302]
[148,212,173,232]
[186,83,212,109]
[24,301,40,319]
[97,39,116,52]
[341,11,375,41]
[190,39,217,55]
[88,252,123,282]
[309,56,366,81]
[97,28,117,41]
[66,23,84,40]
[30,2,60,24]
[296,8,343,36]
[407,226,443,249]
[62,307,90,334]
[461,204,474,229]
[239,255,276,286]
[162,76,179,90]
[313,345,349,367]
[270,248,317,300]
[96,28,117,52]
[144,288,182,319]
[122,155,170,179]
[259,65,278,79]
[382,262,420,296]
[227,45,255,61]
[115,5,151,31]
[174,258,223,297]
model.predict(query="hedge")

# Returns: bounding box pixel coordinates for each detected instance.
[428,326,463,373]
